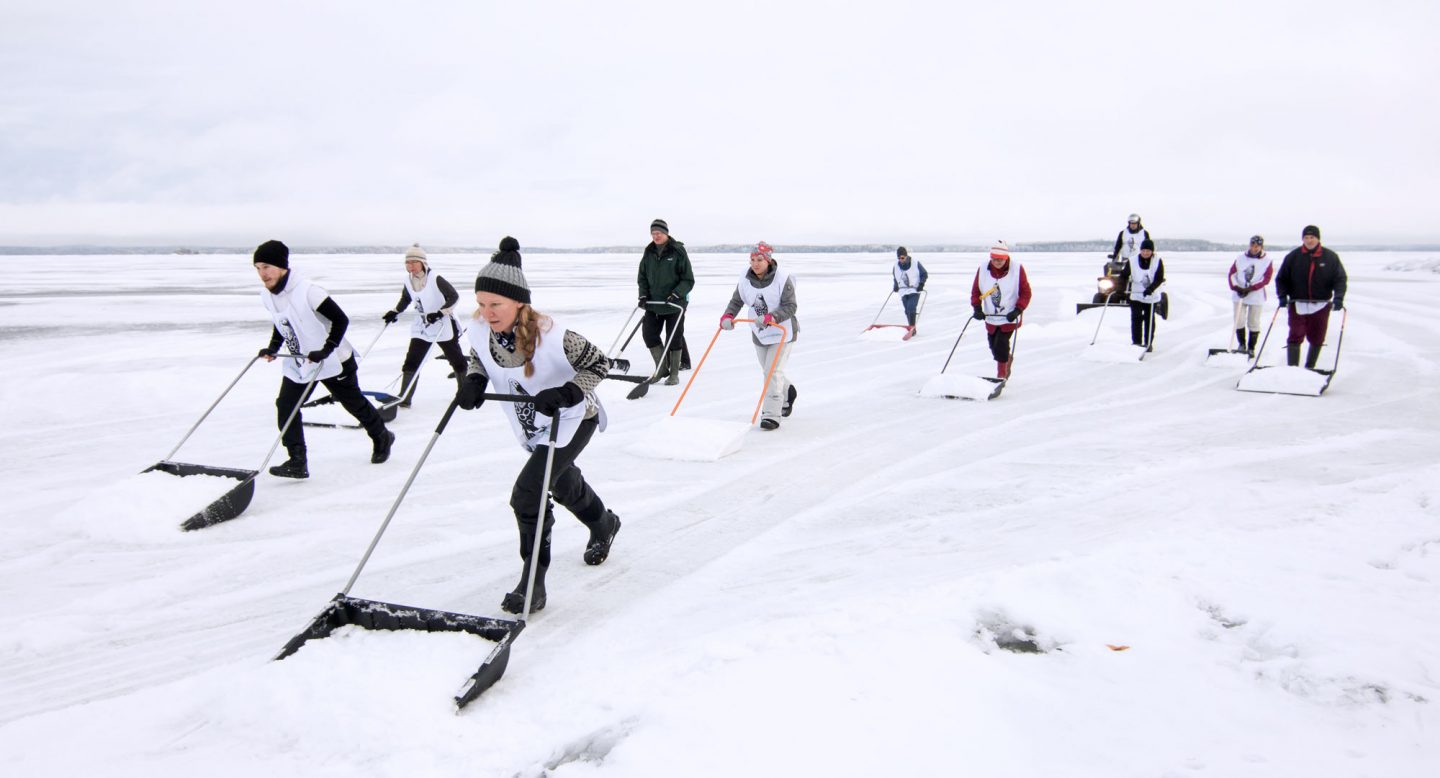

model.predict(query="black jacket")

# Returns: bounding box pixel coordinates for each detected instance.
[1276,245,1347,307]
[638,239,695,312]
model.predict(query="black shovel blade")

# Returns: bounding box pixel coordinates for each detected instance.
[144,461,258,531]
[275,595,524,708]
[625,379,654,400]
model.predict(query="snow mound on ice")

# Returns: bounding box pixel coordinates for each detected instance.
[919,373,1000,401]
[56,469,246,541]
[627,415,751,461]
[1204,351,1252,369]
[858,325,911,342]
[1080,342,1147,363]
[1236,366,1331,395]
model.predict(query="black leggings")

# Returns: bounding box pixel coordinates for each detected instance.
[275,356,385,449]
[1130,302,1156,346]
[987,328,1014,363]
[401,326,468,376]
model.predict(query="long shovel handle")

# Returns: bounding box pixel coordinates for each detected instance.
[358,321,391,362]
[751,323,788,425]
[1329,307,1348,374]
[940,317,974,375]
[607,308,643,357]
[342,399,464,595]
[670,325,726,416]
[1243,306,1283,375]
[160,354,263,463]
[667,319,788,424]
[257,361,326,473]
[645,304,688,381]
[520,416,561,622]
[1089,292,1115,346]
[865,290,894,330]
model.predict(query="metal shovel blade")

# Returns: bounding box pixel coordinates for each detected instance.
[144,461,258,531]
[274,594,524,709]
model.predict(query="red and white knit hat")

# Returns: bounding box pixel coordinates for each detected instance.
[989,240,1010,260]
[749,241,774,261]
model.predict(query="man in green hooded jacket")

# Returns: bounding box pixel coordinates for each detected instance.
[637,218,695,384]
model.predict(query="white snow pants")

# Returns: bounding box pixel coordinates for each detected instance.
[752,340,793,422]
[1233,301,1263,330]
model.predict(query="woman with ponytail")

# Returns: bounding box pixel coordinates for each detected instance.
[455,237,621,614]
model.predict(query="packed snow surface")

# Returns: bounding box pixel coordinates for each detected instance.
[1,250,1437,777]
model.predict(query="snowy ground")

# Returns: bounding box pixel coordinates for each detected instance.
[1,249,1437,777]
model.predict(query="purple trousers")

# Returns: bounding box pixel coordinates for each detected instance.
[1286,305,1331,346]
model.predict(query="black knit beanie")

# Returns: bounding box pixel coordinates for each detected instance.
[253,239,289,269]
[650,219,669,235]
[474,236,531,303]
[1302,225,1321,239]
[1140,238,1155,251]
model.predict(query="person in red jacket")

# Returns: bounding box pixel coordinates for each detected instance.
[970,241,1032,379]
[1275,225,1348,368]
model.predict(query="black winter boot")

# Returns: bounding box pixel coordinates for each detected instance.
[399,370,418,408]
[269,447,309,479]
[370,429,395,464]
[582,510,622,566]
[1305,343,1323,370]
[1286,342,1301,367]
[502,519,552,614]
[782,385,798,417]
[1246,331,1259,356]
[1235,328,1246,351]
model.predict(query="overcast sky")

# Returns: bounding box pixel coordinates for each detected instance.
[2,0,1436,248]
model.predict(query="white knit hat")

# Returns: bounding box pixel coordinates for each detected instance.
[989,240,1010,259]
[403,243,428,263]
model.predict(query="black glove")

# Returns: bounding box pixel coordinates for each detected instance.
[532,382,584,417]
[455,373,488,410]
[257,347,276,359]
[1333,299,1344,311]
[972,304,984,320]
[424,311,444,324]
[1278,296,1289,308]
[306,347,334,363]
[1143,284,1158,297]
[666,292,683,305]
[917,284,925,293]
[381,310,399,324]
[1005,309,1021,322]
[892,283,899,293]
[637,296,648,309]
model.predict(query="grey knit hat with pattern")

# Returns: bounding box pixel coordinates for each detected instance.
[474,236,530,303]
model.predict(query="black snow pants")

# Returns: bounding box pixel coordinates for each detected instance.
[276,356,385,451]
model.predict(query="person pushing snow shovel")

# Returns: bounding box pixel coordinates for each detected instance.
[970,241,1031,379]
[637,218,695,384]
[455,237,622,615]
[1228,235,1273,356]
[1121,238,1166,351]
[253,240,395,479]
[894,246,928,339]
[380,243,468,407]
[719,241,799,430]
[1276,225,1347,369]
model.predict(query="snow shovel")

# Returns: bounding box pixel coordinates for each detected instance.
[626,301,687,400]
[861,290,893,332]
[146,355,322,530]
[605,308,643,374]
[275,396,562,710]
[1237,306,1346,396]
[863,290,929,336]
[671,319,787,425]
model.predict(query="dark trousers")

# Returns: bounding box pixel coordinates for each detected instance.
[641,308,687,353]
[1286,305,1331,346]
[901,294,920,327]
[510,416,607,563]
[401,327,468,376]
[275,357,385,451]
[987,327,1014,363]
[1130,302,1156,346]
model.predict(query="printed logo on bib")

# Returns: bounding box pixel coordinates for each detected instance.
[753,296,771,323]
[279,318,302,363]
[508,379,540,439]
[987,287,1002,310]
[1243,267,1255,284]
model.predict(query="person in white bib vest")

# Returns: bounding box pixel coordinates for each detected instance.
[1112,213,1150,270]
[1228,235,1274,355]
[969,241,1031,379]
[1120,238,1166,349]
[380,243,468,407]
[253,240,395,479]
[718,241,799,430]
[893,246,928,338]
[455,237,621,615]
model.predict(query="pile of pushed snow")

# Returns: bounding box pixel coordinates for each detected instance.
[918,373,1001,401]
[1236,366,1332,395]
[56,469,248,540]
[627,416,752,461]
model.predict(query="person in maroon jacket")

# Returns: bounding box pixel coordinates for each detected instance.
[970,241,1032,379]
[1275,225,1348,369]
